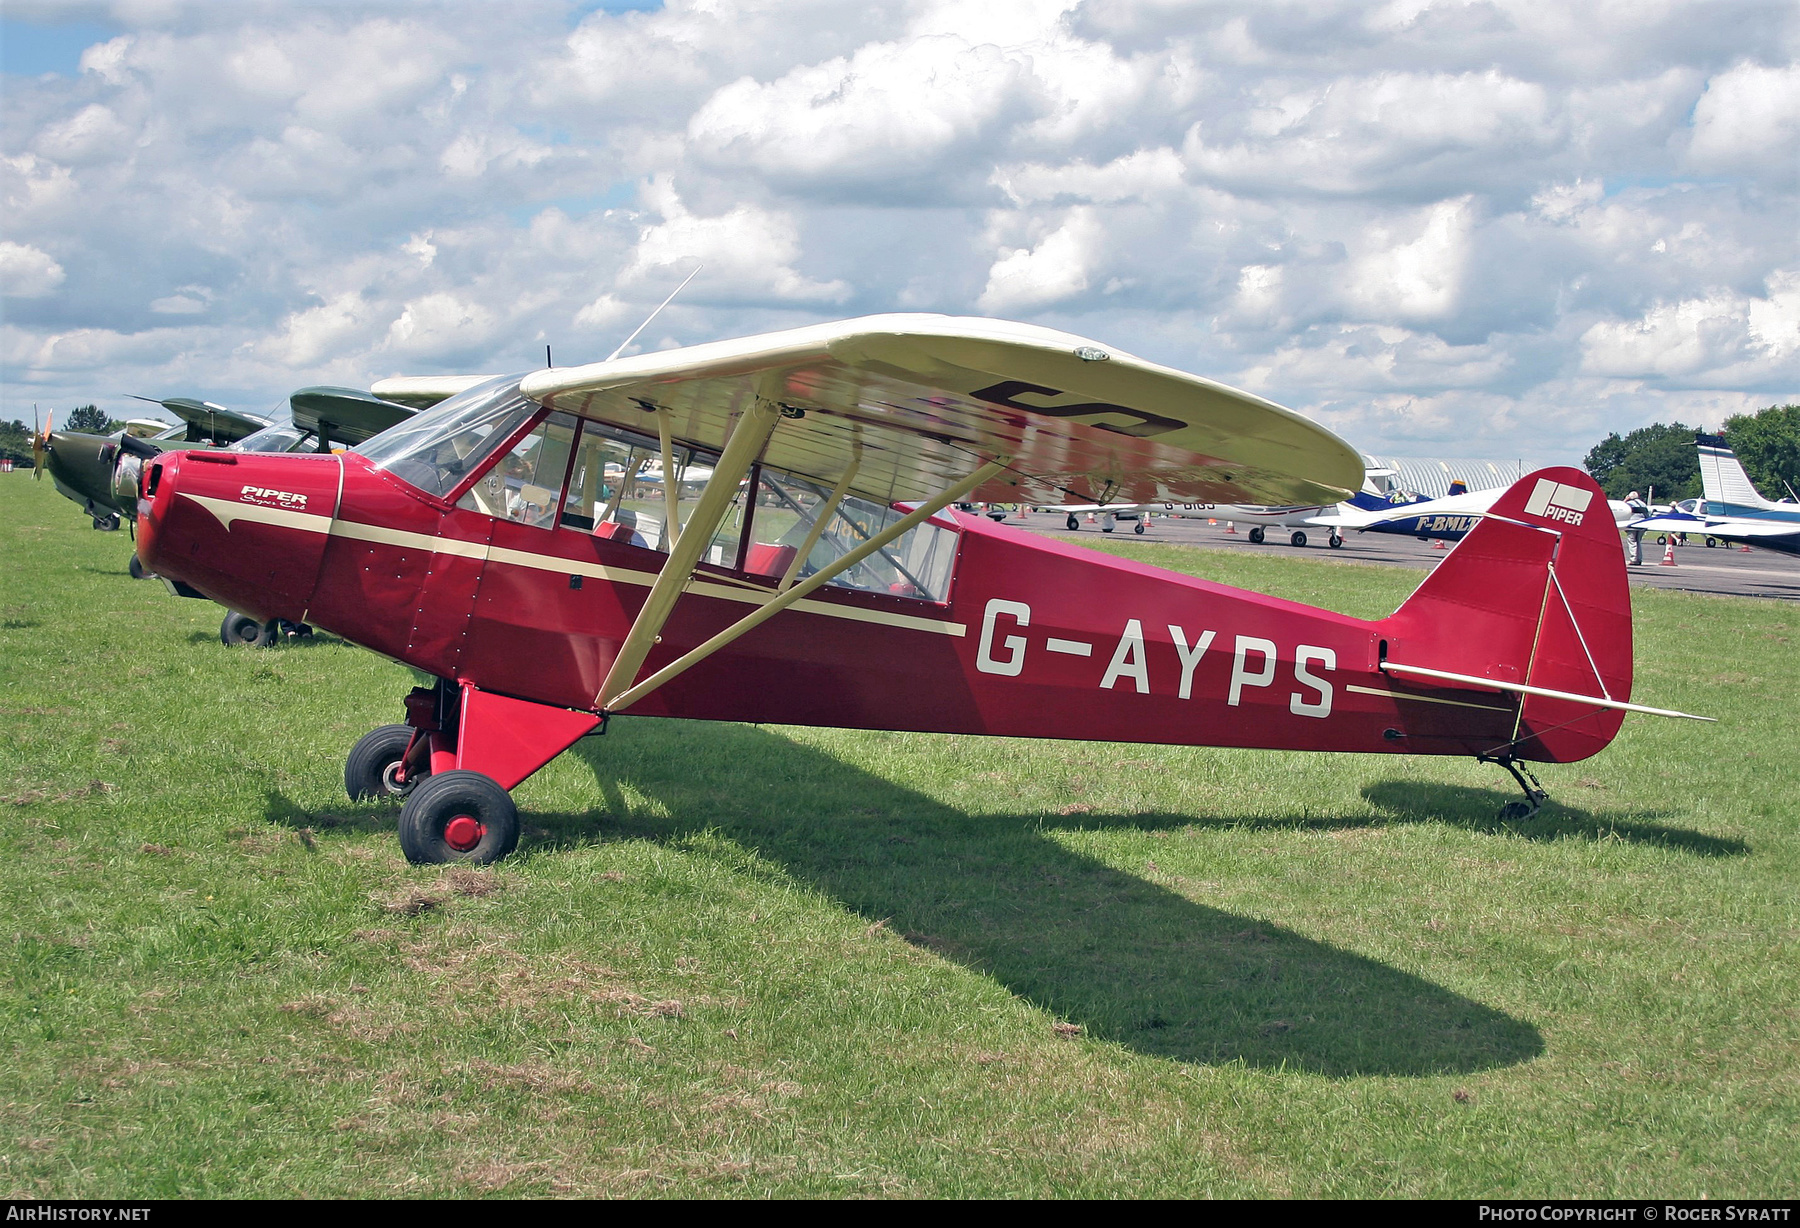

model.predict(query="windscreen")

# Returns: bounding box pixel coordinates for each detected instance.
[354,375,535,499]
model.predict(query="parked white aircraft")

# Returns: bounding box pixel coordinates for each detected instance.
[1630,435,1800,556]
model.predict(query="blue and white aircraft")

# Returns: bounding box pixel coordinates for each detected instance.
[1630,435,1800,556]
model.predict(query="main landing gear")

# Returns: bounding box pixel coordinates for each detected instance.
[1066,513,1080,530]
[219,611,314,647]
[1290,530,1308,547]
[1328,532,1344,549]
[345,724,421,800]
[1247,526,1266,544]
[347,678,601,865]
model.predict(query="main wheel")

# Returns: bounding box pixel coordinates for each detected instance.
[346,724,420,801]
[1066,514,1079,530]
[220,611,262,646]
[128,554,148,580]
[1248,526,1265,544]
[1705,537,1717,548]
[1328,532,1344,549]
[252,619,282,648]
[398,770,519,865]
[1290,530,1308,547]
[92,514,119,531]
[1133,520,1146,535]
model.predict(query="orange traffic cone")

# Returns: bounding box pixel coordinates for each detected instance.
[1208,518,1217,525]
[1659,538,1677,566]
[1085,512,1096,524]
[1432,538,1448,551]
[1225,521,1237,534]
[1739,543,1752,552]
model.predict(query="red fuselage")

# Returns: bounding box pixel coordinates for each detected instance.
[136,448,1629,766]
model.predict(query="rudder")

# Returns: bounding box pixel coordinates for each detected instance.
[1379,467,1631,763]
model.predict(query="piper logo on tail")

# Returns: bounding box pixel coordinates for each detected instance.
[1522,479,1591,526]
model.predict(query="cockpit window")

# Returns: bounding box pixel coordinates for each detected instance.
[747,469,957,601]
[456,412,578,528]
[232,424,314,454]
[354,375,535,499]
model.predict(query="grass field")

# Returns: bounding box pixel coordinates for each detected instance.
[2,473,1796,1198]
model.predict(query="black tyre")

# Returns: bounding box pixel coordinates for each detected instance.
[1066,515,1079,530]
[398,770,519,865]
[1328,533,1344,549]
[1133,521,1145,535]
[1248,526,1265,544]
[1705,537,1717,548]
[1290,530,1308,547]
[346,724,420,801]
[252,619,282,648]
[92,514,119,532]
[1656,534,1667,545]
[220,611,262,646]
[128,554,147,580]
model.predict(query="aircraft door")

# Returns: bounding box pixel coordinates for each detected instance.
[404,513,495,680]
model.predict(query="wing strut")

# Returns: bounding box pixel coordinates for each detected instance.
[597,398,782,710]
[604,457,1008,715]
[655,407,682,547]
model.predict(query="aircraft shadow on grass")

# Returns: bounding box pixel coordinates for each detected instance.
[1360,781,1748,858]
[521,722,1558,1077]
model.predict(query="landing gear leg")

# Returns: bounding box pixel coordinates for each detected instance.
[1481,754,1548,820]
[390,681,601,865]
[1328,532,1343,549]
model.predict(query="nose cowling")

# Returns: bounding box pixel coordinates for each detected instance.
[43,431,126,517]
[137,451,340,624]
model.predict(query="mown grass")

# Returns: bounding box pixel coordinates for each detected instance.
[2,474,1795,1198]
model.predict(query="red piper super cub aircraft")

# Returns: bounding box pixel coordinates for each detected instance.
[132,315,1710,864]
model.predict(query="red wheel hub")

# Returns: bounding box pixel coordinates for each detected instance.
[443,814,485,852]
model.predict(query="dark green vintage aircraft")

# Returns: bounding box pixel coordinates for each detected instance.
[33,387,417,643]
[35,387,415,533]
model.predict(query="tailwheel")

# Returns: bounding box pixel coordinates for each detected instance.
[346,724,422,801]
[1482,754,1548,820]
[398,770,519,865]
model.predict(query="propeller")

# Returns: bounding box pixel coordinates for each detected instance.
[31,406,52,480]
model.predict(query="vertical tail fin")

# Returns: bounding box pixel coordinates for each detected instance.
[1697,434,1777,512]
[1379,467,1632,763]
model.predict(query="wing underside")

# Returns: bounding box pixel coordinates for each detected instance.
[516,315,1363,508]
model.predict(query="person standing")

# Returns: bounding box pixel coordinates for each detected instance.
[1625,490,1649,565]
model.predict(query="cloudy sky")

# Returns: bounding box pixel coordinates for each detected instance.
[3,0,1796,462]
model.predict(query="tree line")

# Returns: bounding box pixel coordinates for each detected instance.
[1583,404,1800,502]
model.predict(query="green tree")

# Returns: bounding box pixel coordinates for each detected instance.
[1721,404,1800,499]
[0,419,31,467]
[1583,421,1701,500]
[64,404,108,433]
